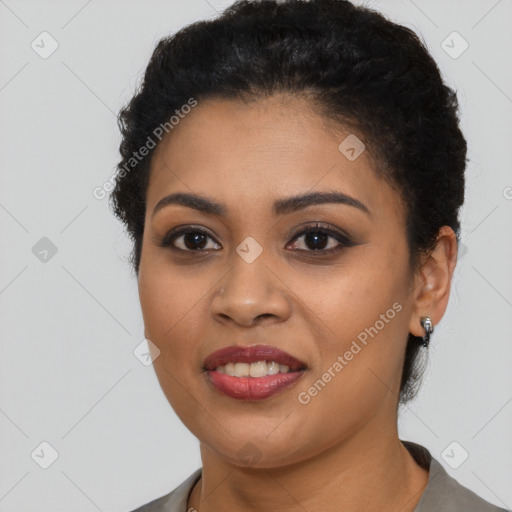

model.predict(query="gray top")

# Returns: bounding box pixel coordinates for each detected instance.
[131,441,510,511]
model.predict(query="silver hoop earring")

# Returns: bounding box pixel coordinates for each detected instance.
[419,316,434,348]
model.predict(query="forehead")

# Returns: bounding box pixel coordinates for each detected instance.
[151,94,335,172]
[146,95,401,220]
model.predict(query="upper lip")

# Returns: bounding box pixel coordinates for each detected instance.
[203,345,307,371]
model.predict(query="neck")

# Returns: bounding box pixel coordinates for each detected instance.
[188,419,429,512]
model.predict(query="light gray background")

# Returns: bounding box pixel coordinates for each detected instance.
[1,0,511,510]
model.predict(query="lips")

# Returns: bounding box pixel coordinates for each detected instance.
[203,345,307,371]
[203,344,307,401]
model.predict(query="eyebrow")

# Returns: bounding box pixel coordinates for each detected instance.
[151,190,370,218]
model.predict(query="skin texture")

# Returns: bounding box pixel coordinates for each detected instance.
[137,94,458,512]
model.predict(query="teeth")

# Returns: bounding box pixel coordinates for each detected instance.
[234,362,250,377]
[214,361,295,377]
[249,360,267,377]
[267,361,280,375]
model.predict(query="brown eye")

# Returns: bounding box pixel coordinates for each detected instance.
[291,230,338,251]
[159,228,221,252]
[287,223,356,255]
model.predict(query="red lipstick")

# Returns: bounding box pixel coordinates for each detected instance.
[203,345,307,401]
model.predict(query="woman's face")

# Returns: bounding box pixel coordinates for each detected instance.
[138,95,419,467]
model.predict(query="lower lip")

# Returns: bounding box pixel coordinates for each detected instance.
[205,370,306,400]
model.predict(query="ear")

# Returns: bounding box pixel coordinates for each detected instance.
[408,226,459,338]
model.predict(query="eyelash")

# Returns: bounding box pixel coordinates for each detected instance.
[157,223,355,256]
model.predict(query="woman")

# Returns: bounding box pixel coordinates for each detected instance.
[110,1,508,511]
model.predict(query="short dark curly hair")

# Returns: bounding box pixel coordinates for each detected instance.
[109,0,467,404]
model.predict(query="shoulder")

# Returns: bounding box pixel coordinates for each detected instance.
[420,457,509,512]
[402,441,510,512]
[130,469,202,512]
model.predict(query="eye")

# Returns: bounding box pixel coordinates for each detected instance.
[286,223,355,255]
[157,223,355,255]
[158,227,221,252]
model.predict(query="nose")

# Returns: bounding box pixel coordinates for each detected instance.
[210,252,292,328]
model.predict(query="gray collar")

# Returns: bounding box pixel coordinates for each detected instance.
[402,440,508,511]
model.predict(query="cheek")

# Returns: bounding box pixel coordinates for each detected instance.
[291,298,407,456]
[139,236,199,331]
[298,258,407,344]
[137,256,207,369]
[138,265,210,432]
[295,248,410,403]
